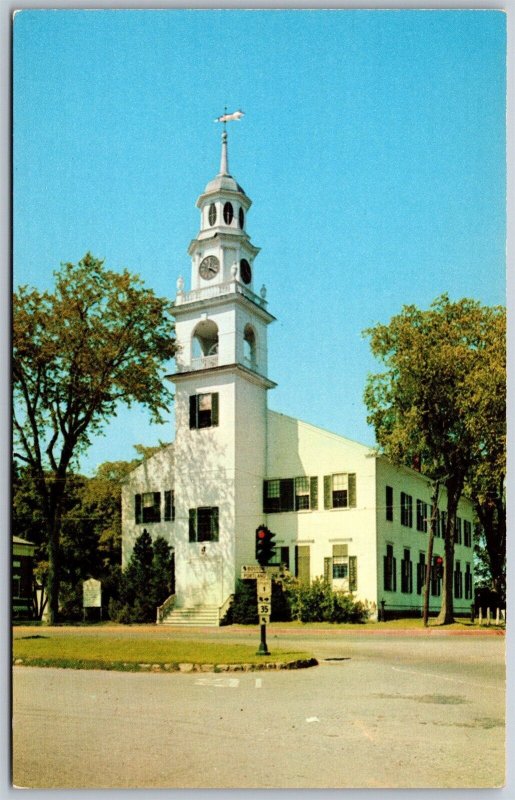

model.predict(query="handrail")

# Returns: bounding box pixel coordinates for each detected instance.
[156,593,176,623]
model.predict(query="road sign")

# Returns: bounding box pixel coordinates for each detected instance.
[259,615,271,625]
[258,603,271,616]
[241,565,266,580]
[257,577,271,598]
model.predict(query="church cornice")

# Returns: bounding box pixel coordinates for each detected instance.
[167,362,277,390]
[173,282,276,324]
[188,230,260,257]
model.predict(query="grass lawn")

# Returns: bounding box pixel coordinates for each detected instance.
[13,634,313,670]
[264,617,503,631]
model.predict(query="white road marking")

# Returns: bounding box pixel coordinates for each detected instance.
[306,716,320,723]
[255,678,262,689]
[195,677,240,688]
[391,666,503,691]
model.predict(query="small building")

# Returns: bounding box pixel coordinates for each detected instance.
[121,132,475,624]
[12,535,36,620]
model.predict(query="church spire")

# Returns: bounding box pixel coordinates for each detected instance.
[219,131,229,176]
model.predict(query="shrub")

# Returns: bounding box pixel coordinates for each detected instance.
[287,576,370,624]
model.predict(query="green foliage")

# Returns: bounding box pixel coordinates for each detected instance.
[12,253,176,622]
[287,577,369,624]
[363,295,506,623]
[223,577,368,625]
[112,531,174,623]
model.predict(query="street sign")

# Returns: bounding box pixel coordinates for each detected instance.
[258,603,271,616]
[241,565,266,580]
[259,615,271,625]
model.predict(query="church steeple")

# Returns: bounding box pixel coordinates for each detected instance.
[219,130,229,176]
[185,130,260,293]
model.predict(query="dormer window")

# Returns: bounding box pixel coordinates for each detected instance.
[208,203,217,226]
[223,202,234,225]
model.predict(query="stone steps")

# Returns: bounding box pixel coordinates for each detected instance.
[160,605,221,627]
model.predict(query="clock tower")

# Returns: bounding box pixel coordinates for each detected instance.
[170,131,276,617]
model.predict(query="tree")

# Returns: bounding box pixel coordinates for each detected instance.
[13,254,176,623]
[465,308,506,602]
[364,295,505,624]
[115,530,173,622]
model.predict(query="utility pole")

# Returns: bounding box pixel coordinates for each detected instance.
[423,482,440,627]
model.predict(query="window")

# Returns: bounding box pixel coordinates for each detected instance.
[400,492,413,527]
[401,549,413,593]
[189,393,219,429]
[383,544,396,592]
[208,203,217,226]
[295,477,310,510]
[464,520,472,548]
[416,500,428,532]
[454,561,463,598]
[135,492,161,524]
[324,473,356,509]
[223,201,234,224]
[416,553,426,595]
[164,490,175,522]
[465,563,473,599]
[238,206,245,229]
[264,477,318,513]
[386,485,394,521]
[189,507,219,542]
[455,517,462,545]
[243,325,257,368]
[333,558,348,579]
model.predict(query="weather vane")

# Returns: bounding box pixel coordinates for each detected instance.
[214,107,245,131]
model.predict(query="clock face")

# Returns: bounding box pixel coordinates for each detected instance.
[199,255,220,280]
[240,258,252,285]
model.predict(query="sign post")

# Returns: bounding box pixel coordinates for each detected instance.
[241,564,286,656]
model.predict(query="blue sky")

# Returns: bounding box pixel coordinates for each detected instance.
[13,9,506,475]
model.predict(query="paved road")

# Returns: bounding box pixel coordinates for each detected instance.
[12,631,505,789]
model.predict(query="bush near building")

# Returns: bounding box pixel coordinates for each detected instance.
[224,576,369,625]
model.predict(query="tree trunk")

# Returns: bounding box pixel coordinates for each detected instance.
[474,482,506,604]
[45,472,67,624]
[435,478,461,625]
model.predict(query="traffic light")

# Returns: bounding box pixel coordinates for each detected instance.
[435,555,444,579]
[255,525,276,567]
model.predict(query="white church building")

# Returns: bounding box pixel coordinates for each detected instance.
[121,131,475,625]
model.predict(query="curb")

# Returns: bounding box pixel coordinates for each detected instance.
[12,657,318,673]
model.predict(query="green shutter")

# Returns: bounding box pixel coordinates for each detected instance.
[310,476,318,510]
[188,509,196,542]
[154,492,161,522]
[135,494,142,524]
[189,395,197,428]
[348,474,356,508]
[324,475,332,509]
[296,545,310,585]
[349,556,357,591]
[280,479,294,512]
[324,557,332,583]
[211,507,219,541]
[263,481,269,514]
[211,393,219,426]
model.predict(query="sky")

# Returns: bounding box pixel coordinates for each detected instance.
[13,9,506,475]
